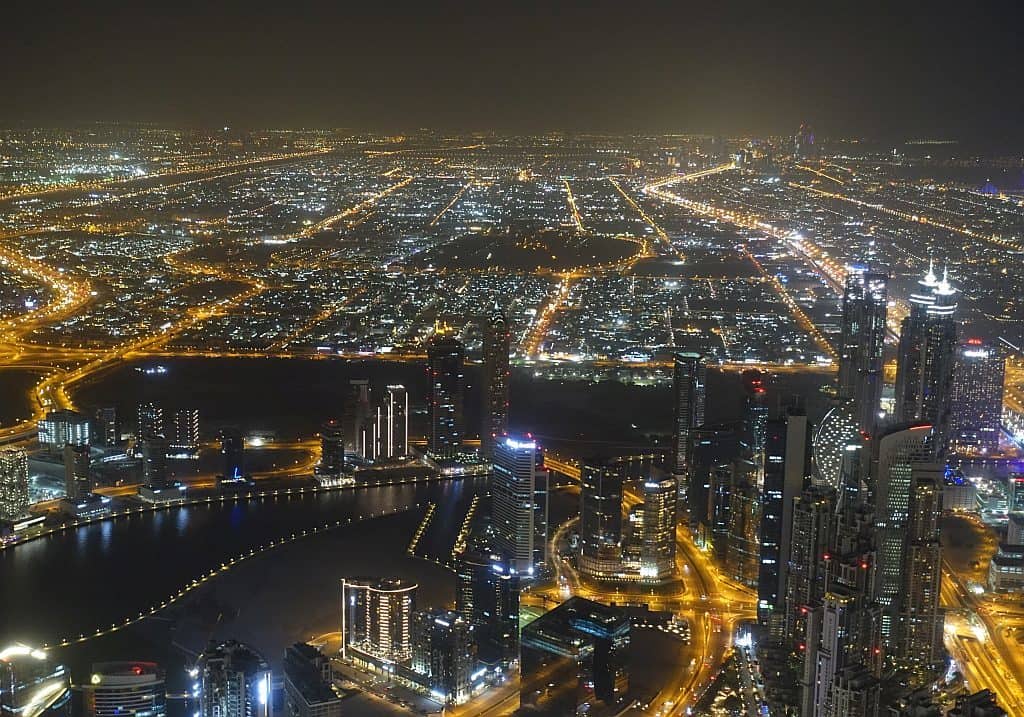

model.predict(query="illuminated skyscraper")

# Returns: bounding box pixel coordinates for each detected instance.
[93,407,120,448]
[491,436,548,575]
[426,333,465,456]
[84,662,166,717]
[381,385,408,459]
[194,641,270,717]
[219,428,245,481]
[742,370,768,477]
[37,410,90,455]
[640,476,677,582]
[949,338,1005,452]
[346,380,373,459]
[481,312,510,461]
[0,644,71,717]
[410,610,476,705]
[838,267,888,435]
[340,578,417,662]
[63,443,91,500]
[136,402,164,440]
[0,449,30,522]
[578,463,624,579]
[169,408,200,459]
[784,485,834,642]
[456,550,520,665]
[894,265,958,448]
[316,420,345,478]
[671,352,706,488]
[140,437,168,489]
[281,644,341,717]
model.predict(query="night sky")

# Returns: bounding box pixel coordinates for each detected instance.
[3,1,1022,141]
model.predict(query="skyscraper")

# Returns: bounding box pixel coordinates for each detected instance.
[37,410,90,455]
[281,644,342,717]
[93,407,120,448]
[949,338,1005,452]
[194,641,271,717]
[894,265,958,448]
[381,385,408,459]
[688,423,742,545]
[219,428,245,482]
[456,550,520,665]
[63,443,91,500]
[491,436,547,575]
[640,476,677,582]
[0,644,71,717]
[346,380,373,459]
[671,352,706,491]
[316,420,345,478]
[838,267,888,436]
[410,610,476,705]
[140,437,168,489]
[742,370,768,479]
[0,448,30,522]
[169,408,200,459]
[426,332,465,456]
[785,485,834,642]
[578,463,624,579]
[340,578,417,662]
[84,662,166,717]
[136,402,164,440]
[481,312,510,461]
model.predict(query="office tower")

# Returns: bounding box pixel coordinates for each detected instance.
[426,333,465,456]
[481,311,510,461]
[742,369,768,477]
[871,424,934,624]
[491,436,547,575]
[136,403,164,440]
[380,385,408,459]
[671,353,706,486]
[194,641,271,717]
[169,408,200,458]
[282,644,342,717]
[520,597,630,716]
[894,265,958,447]
[37,410,90,455]
[410,610,476,705]
[63,443,91,499]
[838,267,888,435]
[950,338,1005,452]
[0,644,71,717]
[0,449,30,522]
[84,662,166,717]
[689,423,742,544]
[785,486,834,642]
[896,464,944,686]
[140,437,168,488]
[578,463,624,579]
[340,578,417,662]
[759,409,811,625]
[93,407,120,448]
[316,420,345,478]
[219,428,245,481]
[640,475,677,582]
[455,551,520,665]
[345,380,373,459]
[724,460,761,588]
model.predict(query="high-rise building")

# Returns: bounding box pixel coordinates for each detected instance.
[871,424,934,626]
[63,443,91,500]
[759,409,811,626]
[724,460,761,589]
[481,312,510,461]
[671,353,706,488]
[340,578,417,662]
[838,267,888,436]
[0,449,30,522]
[949,339,1005,452]
[491,436,548,576]
[742,369,769,478]
[785,485,834,642]
[426,333,465,456]
[136,403,164,440]
[316,420,345,478]
[84,662,166,717]
[140,437,168,489]
[578,463,623,579]
[380,385,408,459]
[219,428,245,482]
[281,643,342,717]
[410,610,476,705]
[640,476,677,582]
[345,380,373,459]
[1009,473,1024,513]
[689,423,742,545]
[520,597,630,716]
[169,408,200,459]
[0,644,71,717]
[456,550,520,665]
[93,407,120,448]
[194,641,271,717]
[37,410,90,455]
[895,464,944,686]
[894,265,958,448]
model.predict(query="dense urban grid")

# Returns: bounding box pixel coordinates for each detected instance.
[0,125,1023,717]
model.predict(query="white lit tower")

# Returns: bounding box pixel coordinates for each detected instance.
[838,267,888,436]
